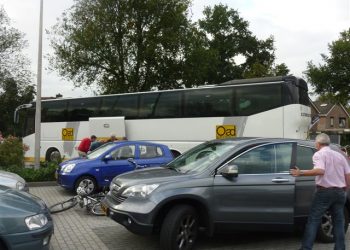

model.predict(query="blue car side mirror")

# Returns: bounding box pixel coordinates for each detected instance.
[104,154,113,161]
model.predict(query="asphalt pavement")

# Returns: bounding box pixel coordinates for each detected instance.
[30,185,350,250]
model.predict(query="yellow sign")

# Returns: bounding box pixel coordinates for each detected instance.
[62,128,74,141]
[216,125,236,139]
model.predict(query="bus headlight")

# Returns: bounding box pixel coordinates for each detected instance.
[122,184,159,198]
[62,164,75,173]
[25,214,48,230]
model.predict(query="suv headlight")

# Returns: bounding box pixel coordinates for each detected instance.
[25,214,48,230]
[62,163,75,173]
[16,181,25,190]
[122,184,159,198]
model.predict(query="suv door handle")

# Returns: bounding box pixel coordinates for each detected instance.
[272,178,290,183]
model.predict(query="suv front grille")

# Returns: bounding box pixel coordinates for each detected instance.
[110,183,127,204]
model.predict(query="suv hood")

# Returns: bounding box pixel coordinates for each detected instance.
[113,167,187,187]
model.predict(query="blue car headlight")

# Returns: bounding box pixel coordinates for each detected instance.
[25,213,48,230]
[62,163,76,173]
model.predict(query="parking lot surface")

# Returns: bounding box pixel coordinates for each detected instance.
[30,185,350,250]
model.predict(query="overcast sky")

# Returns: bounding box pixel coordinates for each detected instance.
[0,0,349,98]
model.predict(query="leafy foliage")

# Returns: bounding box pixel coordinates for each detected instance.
[0,136,25,166]
[49,1,289,93]
[0,136,57,182]
[49,0,193,93]
[0,7,34,135]
[0,163,57,182]
[305,29,350,104]
[0,78,35,136]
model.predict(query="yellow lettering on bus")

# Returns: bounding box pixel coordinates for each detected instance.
[216,125,236,139]
[62,128,74,141]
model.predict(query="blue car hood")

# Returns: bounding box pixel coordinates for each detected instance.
[60,157,95,166]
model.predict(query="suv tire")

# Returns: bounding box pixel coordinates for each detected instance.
[317,208,349,243]
[160,205,198,250]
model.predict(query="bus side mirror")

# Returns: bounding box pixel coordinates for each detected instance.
[220,164,238,178]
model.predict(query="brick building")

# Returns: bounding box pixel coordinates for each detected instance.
[309,100,350,144]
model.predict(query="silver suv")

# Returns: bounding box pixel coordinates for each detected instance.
[103,138,350,250]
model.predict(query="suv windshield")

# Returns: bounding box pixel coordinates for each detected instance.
[166,141,238,174]
[87,143,115,159]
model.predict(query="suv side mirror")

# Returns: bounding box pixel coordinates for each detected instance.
[220,164,238,178]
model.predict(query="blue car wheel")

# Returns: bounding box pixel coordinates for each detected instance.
[75,176,97,194]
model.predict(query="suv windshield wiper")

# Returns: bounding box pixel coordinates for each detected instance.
[166,166,182,173]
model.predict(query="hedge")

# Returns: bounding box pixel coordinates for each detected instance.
[0,162,57,182]
[0,137,58,182]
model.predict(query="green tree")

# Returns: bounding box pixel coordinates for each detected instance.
[0,7,34,135]
[49,0,193,94]
[305,29,350,104]
[49,2,290,93]
[197,4,288,84]
[0,77,35,135]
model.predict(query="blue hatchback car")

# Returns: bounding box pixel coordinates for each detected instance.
[57,141,174,194]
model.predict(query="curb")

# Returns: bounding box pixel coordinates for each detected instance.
[27,181,58,187]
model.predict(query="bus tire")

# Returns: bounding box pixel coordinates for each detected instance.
[45,148,61,162]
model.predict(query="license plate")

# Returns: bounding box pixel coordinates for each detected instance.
[101,203,108,214]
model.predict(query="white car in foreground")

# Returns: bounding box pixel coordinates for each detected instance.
[0,170,28,192]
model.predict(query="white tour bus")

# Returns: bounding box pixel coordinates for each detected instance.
[16,76,311,162]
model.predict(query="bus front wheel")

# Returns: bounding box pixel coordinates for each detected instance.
[46,148,61,162]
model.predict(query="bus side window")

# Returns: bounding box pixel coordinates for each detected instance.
[235,84,282,116]
[154,92,181,118]
[67,98,100,121]
[42,100,68,122]
[139,93,159,118]
[184,88,233,117]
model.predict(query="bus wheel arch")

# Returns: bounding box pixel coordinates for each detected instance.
[170,150,181,158]
[45,148,61,162]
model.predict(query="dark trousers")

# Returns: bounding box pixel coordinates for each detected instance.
[301,188,346,250]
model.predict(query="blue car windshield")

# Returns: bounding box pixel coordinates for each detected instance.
[87,143,115,159]
[166,141,238,174]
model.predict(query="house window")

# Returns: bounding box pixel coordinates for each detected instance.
[339,117,346,128]
[330,117,334,127]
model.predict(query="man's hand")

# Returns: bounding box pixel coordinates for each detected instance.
[290,166,301,177]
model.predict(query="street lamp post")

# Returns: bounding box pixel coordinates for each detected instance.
[34,0,43,168]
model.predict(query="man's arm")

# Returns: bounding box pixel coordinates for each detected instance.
[290,166,324,177]
[345,173,350,190]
